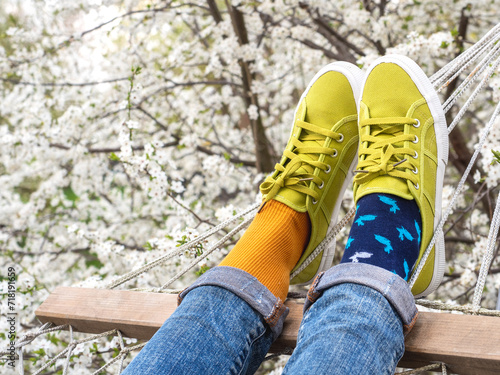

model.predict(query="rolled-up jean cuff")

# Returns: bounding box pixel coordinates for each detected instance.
[304,263,418,334]
[177,266,288,340]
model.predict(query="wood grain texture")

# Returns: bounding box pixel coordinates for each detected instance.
[36,287,500,374]
[399,312,500,375]
[35,287,178,340]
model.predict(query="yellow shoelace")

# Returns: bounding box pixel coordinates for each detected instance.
[260,116,356,208]
[354,116,420,187]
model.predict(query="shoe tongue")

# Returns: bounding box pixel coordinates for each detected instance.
[356,175,413,202]
[272,100,318,212]
[296,98,326,175]
[356,105,414,202]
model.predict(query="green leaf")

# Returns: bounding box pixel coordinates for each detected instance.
[63,186,79,202]
[176,235,188,247]
[17,235,27,248]
[196,265,210,276]
[109,152,121,161]
[491,149,500,165]
[33,348,46,356]
[85,252,104,269]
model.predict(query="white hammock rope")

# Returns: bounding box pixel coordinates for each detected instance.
[442,40,500,114]
[408,24,500,290]
[430,22,500,87]
[5,23,500,375]
[417,298,500,317]
[90,342,147,375]
[31,328,120,375]
[433,36,498,95]
[446,48,500,133]
[62,325,74,375]
[409,100,500,290]
[157,214,254,291]
[105,202,259,290]
[397,363,445,375]
[290,206,356,279]
[472,191,500,308]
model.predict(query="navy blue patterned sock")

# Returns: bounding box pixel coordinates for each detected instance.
[340,193,422,281]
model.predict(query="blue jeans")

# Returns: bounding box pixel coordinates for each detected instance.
[123,264,417,375]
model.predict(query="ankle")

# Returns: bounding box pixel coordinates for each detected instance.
[341,193,421,281]
[219,200,310,300]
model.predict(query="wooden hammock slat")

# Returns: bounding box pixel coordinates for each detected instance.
[36,287,500,375]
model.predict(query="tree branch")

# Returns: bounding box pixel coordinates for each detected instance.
[166,191,214,227]
[290,37,343,60]
[0,77,129,87]
[195,145,255,167]
[49,142,175,154]
[49,139,256,167]
[206,0,223,24]
[298,2,365,62]
[445,5,492,216]
[7,2,210,68]
[224,1,276,173]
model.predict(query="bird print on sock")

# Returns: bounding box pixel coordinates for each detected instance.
[415,220,421,246]
[375,234,393,253]
[340,194,421,281]
[397,226,414,241]
[355,215,377,226]
[349,252,373,263]
[346,237,355,249]
[379,195,400,213]
[403,259,410,281]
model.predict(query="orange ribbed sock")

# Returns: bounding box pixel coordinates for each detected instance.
[219,200,311,301]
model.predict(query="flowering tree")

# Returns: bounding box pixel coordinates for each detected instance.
[1,0,499,372]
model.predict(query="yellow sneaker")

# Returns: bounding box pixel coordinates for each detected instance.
[353,55,448,297]
[260,62,363,285]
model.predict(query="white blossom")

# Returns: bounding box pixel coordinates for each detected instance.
[1,0,500,372]
[248,104,259,121]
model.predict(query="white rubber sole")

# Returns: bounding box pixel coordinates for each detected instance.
[362,55,449,298]
[291,61,364,285]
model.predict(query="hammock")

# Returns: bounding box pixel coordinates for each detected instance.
[4,22,500,375]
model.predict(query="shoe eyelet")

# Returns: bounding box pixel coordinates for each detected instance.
[412,167,418,174]
[318,181,324,189]
[337,134,344,143]
[325,165,331,174]
[333,150,338,157]
[312,199,318,204]
[412,135,419,144]
[414,183,419,190]
[413,119,420,128]
[412,151,418,159]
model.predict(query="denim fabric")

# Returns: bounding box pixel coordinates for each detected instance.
[282,282,406,375]
[178,266,288,339]
[123,264,416,375]
[304,263,418,333]
[122,285,274,375]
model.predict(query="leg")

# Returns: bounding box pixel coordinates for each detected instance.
[122,285,274,375]
[123,63,363,374]
[298,284,404,374]
[285,54,447,374]
[283,265,415,375]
